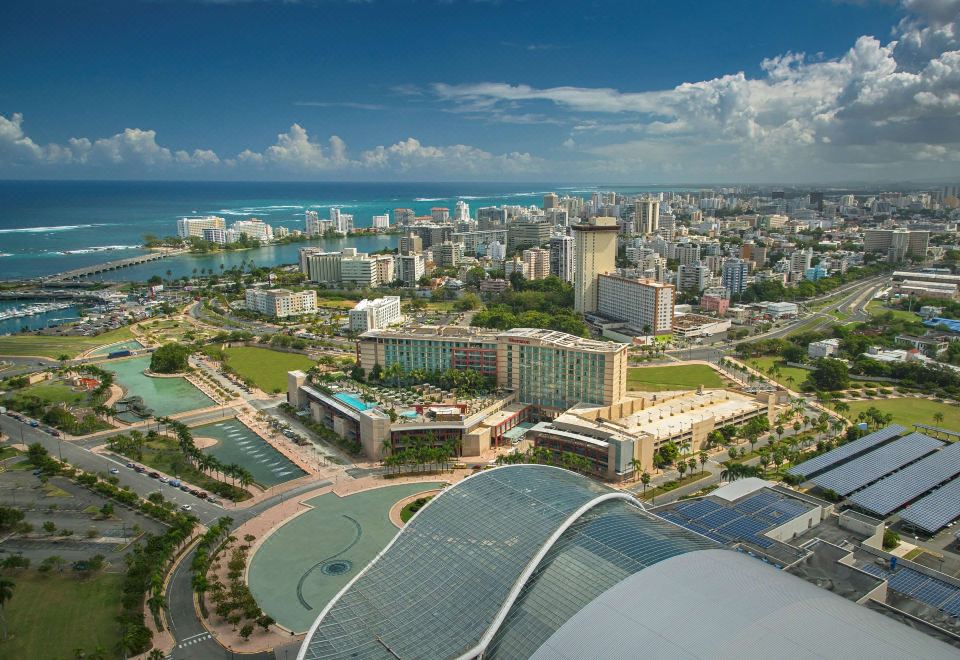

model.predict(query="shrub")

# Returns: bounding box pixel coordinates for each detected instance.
[883,528,900,550]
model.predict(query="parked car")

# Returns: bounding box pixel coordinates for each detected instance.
[148,471,160,479]
[181,504,192,511]
[109,468,119,474]
[134,466,146,473]
[126,462,135,468]
[179,485,191,492]
[196,492,208,499]
[158,476,168,483]
[169,479,182,488]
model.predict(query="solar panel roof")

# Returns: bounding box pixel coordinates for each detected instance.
[810,432,943,496]
[899,475,960,533]
[788,425,906,478]
[847,441,960,516]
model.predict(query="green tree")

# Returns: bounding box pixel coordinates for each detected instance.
[698,451,709,474]
[809,358,850,391]
[933,412,945,425]
[149,343,191,374]
[640,471,651,496]
[0,577,13,640]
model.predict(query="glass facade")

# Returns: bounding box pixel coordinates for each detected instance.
[382,338,498,375]
[508,344,607,410]
[300,466,715,660]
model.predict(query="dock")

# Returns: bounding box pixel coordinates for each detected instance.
[41,248,189,282]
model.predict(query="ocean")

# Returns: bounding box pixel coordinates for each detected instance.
[0,180,670,281]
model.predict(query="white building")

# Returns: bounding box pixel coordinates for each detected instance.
[597,275,674,335]
[397,254,425,285]
[454,200,471,223]
[202,227,227,245]
[766,301,799,318]
[177,215,225,238]
[808,338,841,359]
[523,247,551,280]
[635,198,660,234]
[231,219,274,243]
[372,214,390,230]
[678,262,710,292]
[305,210,322,237]
[349,296,403,333]
[245,288,317,318]
[487,240,506,261]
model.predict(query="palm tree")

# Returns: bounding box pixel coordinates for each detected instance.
[698,450,709,474]
[933,412,944,425]
[57,354,69,369]
[628,458,643,482]
[0,577,13,640]
[676,460,687,479]
[640,471,651,496]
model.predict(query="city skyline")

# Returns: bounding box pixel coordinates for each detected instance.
[2,0,959,183]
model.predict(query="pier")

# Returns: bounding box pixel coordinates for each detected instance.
[40,248,188,282]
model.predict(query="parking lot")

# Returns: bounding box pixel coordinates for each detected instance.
[0,468,166,566]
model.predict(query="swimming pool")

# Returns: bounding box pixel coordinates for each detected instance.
[333,392,372,411]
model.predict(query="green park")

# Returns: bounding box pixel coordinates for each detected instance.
[0,327,136,359]
[837,398,960,433]
[219,345,316,393]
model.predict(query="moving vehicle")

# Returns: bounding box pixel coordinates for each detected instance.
[109,468,119,474]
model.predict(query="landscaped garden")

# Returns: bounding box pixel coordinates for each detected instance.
[746,356,813,389]
[0,326,135,359]
[626,364,726,391]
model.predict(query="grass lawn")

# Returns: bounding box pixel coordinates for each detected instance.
[316,297,360,310]
[0,326,134,359]
[627,364,725,392]
[0,571,124,659]
[747,356,812,390]
[866,300,920,323]
[400,495,434,523]
[836,397,960,433]
[223,346,316,393]
[7,381,89,406]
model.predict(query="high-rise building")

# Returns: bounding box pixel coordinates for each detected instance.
[809,191,824,211]
[434,241,464,267]
[431,207,450,223]
[676,243,701,267]
[789,248,813,273]
[543,192,559,210]
[522,247,551,281]
[864,229,929,262]
[349,296,403,333]
[487,241,506,261]
[397,254,425,285]
[399,233,423,256]
[305,210,322,237]
[177,215,225,238]
[454,200,470,222]
[202,227,227,245]
[573,217,618,314]
[231,219,273,243]
[393,208,415,227]
[635,198,660,234]
[549,235,575,283]
[597,275,674,335]
[507,220,552,252]
[372,214,390,230]
[245,288,317,318]
[678,262,710,293]
[722,258,749,296]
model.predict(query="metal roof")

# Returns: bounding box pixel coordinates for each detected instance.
[788,425,906,478]
[297,465,711,660]
[847,441,960,516]
[529,550,959,660]
[810,432,943,496]
[900,475,960,533]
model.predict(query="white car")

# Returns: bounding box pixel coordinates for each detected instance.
[109,468,119,474]
[181,504,192,511]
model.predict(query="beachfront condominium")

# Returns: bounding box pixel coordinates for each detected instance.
[522,247,550,280]
[454,200,470,222]
[231,218,274,243]
[573,216,618,314]
[245,288,317,318]
[356,325,629,411]
[549,235,575,283]
[349,296,403,333]
[298,247,392,287]
[305,210,321,237]
[597,275,674,335]
[177,215,225,238]
[372,214,390,230]
[202,227,227,245]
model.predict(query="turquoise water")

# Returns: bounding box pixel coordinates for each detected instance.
[102,355,214,417]
[333,392,372,411]
[195,419,305,487]
[89,339,144,356]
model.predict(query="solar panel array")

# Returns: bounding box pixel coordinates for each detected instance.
[656,490,812,551]
[888,568,960,619]
[899,475,960,533]
[788,425,906,478]
[847,441,960,516]
[810,432,943,496]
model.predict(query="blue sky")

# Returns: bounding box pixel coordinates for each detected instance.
[1,0,958,182]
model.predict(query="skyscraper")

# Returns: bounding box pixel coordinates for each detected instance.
[543,192,559,210]
[572,217,618,314]
[635,198,660,234]
[722,258,749,296]
[305,210,321,237]
[549,235,575,283]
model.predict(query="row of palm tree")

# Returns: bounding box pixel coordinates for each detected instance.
[494,445,593,475]
[382,436,458,475]
[157,418,254,490]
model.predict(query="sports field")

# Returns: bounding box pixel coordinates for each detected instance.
[627,364,726,391]
[223,346,315,393]
[248,483,442,632]
[839,397,960,433]
[0,326,134,359]
[0,571,124,659]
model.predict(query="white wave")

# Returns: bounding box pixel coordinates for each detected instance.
[414,197,447,202]
[59,244,141,255]
[0,223,103,234]
[0,253,11,258]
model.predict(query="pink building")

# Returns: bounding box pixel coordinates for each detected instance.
[701,294,730,316]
